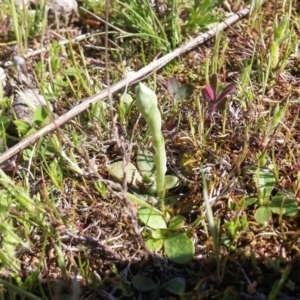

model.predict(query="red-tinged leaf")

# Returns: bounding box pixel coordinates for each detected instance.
[206,103,217,114]
[215,97,227,111]
[206,91,232,114]
[216,82,236,104]
[206,93,229,114]
[210,73,218,96]
[202,84,215,102]
[167,78,180,98]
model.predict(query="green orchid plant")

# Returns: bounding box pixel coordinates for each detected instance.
[108,83,179,205]
[107,83,194,264]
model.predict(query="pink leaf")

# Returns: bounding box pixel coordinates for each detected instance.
[202,84,215,102]
[216,82,236,104]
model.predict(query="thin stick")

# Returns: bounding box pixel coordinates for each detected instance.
[0,5,251,165]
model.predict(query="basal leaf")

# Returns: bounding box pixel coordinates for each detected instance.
[270,192,298,217]
[132,275,157,291]
[164,175,180,190]
[165,277,186,294]
[255,206,271,225]
[145,238,163,251]
[152,229,168,239]
[164,232,194,264]
[138,207,167,229]
[168,215,185,230]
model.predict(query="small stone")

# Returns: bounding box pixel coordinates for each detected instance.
[12,89,53,125]
[47,0,78,23]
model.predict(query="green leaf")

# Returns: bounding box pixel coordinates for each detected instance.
[24,127,37,137]
[270,41,279,68]
[240,213,249,231]
[164,233,194,264]
[274,15,289,42]
[136,83,166,199]
[145,238,163,251]
[269,103,288,132]
[138,207,167,229]
[94,180,107,197]
[22,149,36,161]
[165,277,186,294]
[168,215,185,230]
[65,67,79,76]
[126,193,163,215]
[221,233,231,248]
[137,148,156,180]
[132,275,157,291]
[246,197,258,206]
[255,206,271,225]
[13,120,31,135]
[49,159,63,189]
[254,168,275,200]
[33,106,48,126]
[164,175,180,190]
[225,218,238,238]
[0,116,10,130]
[270,192,298,217]
[152,229,168,239]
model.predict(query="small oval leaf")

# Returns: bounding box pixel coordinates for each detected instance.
[255,206,271,225]
[152,229,168,239]
[145,238,163,251]
[138,207,167,229]
[165,277,186,294]
[132,275,157,291]
[270,193,298,217]
[164,233,194,264]
[168,215,185,230]
[165,175,180,190]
